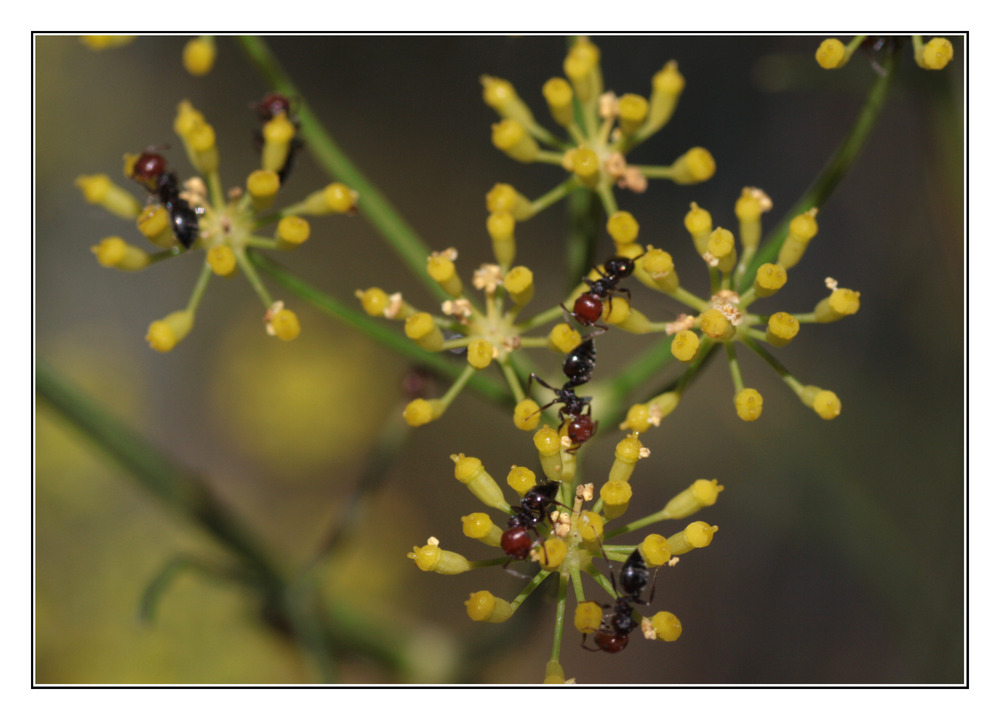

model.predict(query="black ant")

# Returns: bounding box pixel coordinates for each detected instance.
[583,548,654,653]
[252,92,303,183]
[128,151,200,249]
[565,256,639,327]
[562,338,596,388]
[528,337,599,447]
[501,481,561,568]
[528,375,597,447]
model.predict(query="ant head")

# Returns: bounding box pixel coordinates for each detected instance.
[254,92,293,122]
[127,150,169,192]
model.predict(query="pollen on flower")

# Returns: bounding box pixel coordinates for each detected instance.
[640,534,672,567]
[549,324,583,354]
[650,611,683,642]
[506,465,537,495]
[76,174,142,219]
[699,308,735,340]
[513,399,542,431]
[663,479,724,519]
[766,312,799,346]
[542,77,575,127]
[754,263,788,298]
[146,310,194,353]
[671,147,716,185]
[671,329,700,362]
[919,38,954,70]
[465,591,514,623]
[206,246,237,276]
[276,216,311,246]
[734,388,764,421]
[575,602,603,634]
[607,211,640,247]
[266,306,301,341]
[491,119,539,163]
[467,339,496,369]
[408,543,472,575]
[182,36,216,76]
[815,38,848,69]
[472,264,504,294]
[403,398,445,427]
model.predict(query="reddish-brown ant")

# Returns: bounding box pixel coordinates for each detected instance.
[583,548,655,653]
[565,256,638,327]
[252,92,303,183]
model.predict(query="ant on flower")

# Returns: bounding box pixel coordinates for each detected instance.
[252,92,303,183]
[584,548,655,653]
[501,480,562,570]
[565,255,640,328]
[127,150,200,249]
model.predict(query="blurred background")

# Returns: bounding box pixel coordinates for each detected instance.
[35,35,964,684]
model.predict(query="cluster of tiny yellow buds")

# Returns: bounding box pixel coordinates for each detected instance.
[81,97,360,351]
[182,36,216,76]
[146,310,194,353]
[91,236,151,271]
[408,538,473,575]
[76,174,142,220]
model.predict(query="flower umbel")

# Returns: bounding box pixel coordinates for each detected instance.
[482,37,715,225]
[78,96,357,352]
[614,189,857,428]
[407,430,722,680]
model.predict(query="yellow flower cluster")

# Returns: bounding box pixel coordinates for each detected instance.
[600,188,858,428]
[482,37,715,226]
[77,97,357,352]
[406,429,722,679]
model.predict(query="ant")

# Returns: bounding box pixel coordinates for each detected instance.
[565,255,639,327]
[252,92,303,183]
[561,338,596,388]
[583,548,654,653]
[528,375,597,447]
[501,480,561,567]
[128,151,200,249]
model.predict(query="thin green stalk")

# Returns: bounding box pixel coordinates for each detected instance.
[740,41,900,292]
[248,251,513,407]
[236,36,446,303]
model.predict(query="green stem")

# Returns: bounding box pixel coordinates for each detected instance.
[739,41,900,292]
[248,251,512,407]
[236,36,446,303]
